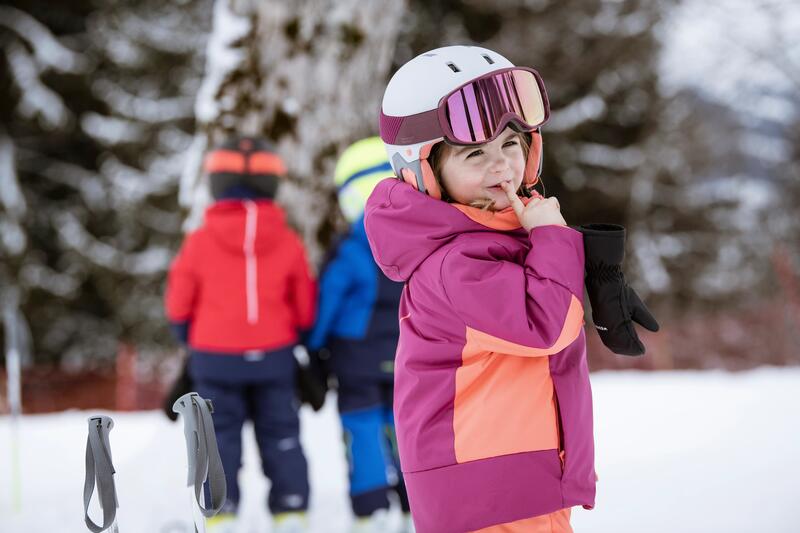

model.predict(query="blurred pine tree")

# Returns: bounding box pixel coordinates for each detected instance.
[3,0,796,369]
[0,0,212,365]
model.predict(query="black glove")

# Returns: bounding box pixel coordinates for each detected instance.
[578,223,660,356]
[162,356,193,421]
[293,346,329,412]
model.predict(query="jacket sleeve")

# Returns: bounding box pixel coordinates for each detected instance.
[441,225,585,357]
[165,236,199,342]
[305,249,355,351]
[288,240,318,334]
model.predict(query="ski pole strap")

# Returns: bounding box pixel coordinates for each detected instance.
[83,415,118,533]
[172,392,227,518]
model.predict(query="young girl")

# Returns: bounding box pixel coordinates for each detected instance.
[364,46,595,533]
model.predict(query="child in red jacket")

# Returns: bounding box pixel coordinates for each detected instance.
[165,136,316,532]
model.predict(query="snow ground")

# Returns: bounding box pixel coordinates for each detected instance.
[1,368,798,533]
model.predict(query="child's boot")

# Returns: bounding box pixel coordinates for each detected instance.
[351,508,391,533]
[273,511,307,533]
[205,512,236,533]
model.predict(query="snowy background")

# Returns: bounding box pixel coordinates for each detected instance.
[2,0,800,532]
[1,369,798,532]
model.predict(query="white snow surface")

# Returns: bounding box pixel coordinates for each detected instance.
[1,368,798,533]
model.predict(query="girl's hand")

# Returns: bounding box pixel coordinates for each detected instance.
[501,181,566,231]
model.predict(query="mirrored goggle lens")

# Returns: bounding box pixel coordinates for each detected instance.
[444,69,546,144]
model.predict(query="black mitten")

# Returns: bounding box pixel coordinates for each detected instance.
[162,357,192,421]
[293,346,329,412]
[578,224,660,356]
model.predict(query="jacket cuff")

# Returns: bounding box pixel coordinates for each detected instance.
[169,320,190,345]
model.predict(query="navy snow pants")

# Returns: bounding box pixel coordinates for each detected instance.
[189,348,309,514]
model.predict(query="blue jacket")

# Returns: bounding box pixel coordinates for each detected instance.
[306,216,403,380]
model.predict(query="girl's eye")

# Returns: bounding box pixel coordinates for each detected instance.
[503,140,518,148]
[466,149,483,159]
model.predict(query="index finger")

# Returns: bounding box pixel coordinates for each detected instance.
[500,181,525,218]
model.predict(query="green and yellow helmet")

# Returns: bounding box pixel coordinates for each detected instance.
[334,136,393,223]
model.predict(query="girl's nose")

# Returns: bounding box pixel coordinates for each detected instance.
[488,152,509,173]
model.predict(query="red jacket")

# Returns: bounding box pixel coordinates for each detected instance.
[165,199,316,353]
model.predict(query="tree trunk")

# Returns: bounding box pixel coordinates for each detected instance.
[183,0,408,259]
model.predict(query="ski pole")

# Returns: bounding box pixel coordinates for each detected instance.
[83,415,120,533]
[3,293,30,513]
[172,392,227,533]
[7,345,21,513]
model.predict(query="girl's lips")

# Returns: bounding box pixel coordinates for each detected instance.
[488,180,512,190]
[488,183,507,192]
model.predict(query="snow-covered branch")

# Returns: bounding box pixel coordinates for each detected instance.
[0,6,90,74]
[547,94,607,132]
[99,155,178,206]
[576,4,655,38]
[91,79,196,123]
[18,262,81,298]
[0,132,29,256]
[574,142,645,171]
[114,8,210,55]
[5,43,70,129]
[33,159,108,212]
[0,134,26,217]
[0,219,26,256]
[55,211,172,276]
[81,112,147,146]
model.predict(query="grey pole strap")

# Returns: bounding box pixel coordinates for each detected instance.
[83,415,119,533]
[172,392,227,520]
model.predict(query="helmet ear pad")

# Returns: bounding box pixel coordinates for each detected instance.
[419,142,442,200]
[400,167,417,188]
[397,141,442,200]
[523,130,543,187]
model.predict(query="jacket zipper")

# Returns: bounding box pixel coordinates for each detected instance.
[243,200,258,325]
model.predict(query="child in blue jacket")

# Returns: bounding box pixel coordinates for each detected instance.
[306,137,411,532]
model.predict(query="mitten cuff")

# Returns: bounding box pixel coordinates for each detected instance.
[577,223,626,267]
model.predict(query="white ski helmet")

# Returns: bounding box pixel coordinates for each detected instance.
[379,45,550,199]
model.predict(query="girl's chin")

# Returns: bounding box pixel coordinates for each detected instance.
[490,199,511,211]
[485,188,512,209]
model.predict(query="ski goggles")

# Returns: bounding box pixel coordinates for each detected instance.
[380,67,550,147]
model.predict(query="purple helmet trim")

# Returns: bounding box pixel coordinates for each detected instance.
[380,109,442,145]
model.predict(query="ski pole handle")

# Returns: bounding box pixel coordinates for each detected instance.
[83,415,119,532]
[172,393,227,519]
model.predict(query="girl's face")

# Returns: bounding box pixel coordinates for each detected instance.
[437,128,526,211]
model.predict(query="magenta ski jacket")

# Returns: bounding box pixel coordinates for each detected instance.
[364,178,596,533]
